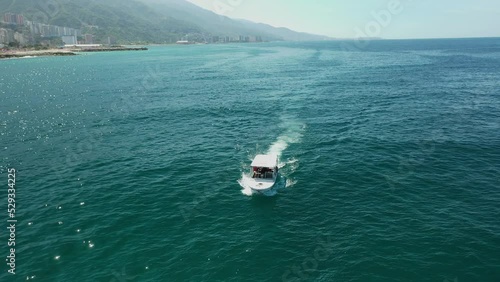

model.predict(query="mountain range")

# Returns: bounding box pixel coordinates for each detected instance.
[0,0,331,43]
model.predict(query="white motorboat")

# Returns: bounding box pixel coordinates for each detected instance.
[247,154,279,194]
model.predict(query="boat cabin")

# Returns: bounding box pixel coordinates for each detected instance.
[251,154,278,179]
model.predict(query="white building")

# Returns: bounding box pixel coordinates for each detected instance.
[13,32,27,45]
[0,28,12,44]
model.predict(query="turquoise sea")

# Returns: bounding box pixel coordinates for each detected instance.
[1,38,500,281]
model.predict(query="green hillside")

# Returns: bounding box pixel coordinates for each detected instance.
[0,0,329,44]
[1,0,204,43]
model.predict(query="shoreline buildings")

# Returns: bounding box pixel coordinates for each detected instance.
[3,13,24,25]
[1,12,266,46]
[1,13,82,45]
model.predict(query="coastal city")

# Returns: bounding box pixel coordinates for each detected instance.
[0,13,84,47]
[0,12,263,49]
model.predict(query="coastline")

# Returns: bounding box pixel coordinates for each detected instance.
[0,46,148,60]
[70,46,148,52]
[0,49,76,59]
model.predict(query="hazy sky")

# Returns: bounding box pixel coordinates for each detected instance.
[187,0,500,39]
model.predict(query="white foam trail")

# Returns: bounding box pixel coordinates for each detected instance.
[279,157,298,169]
[266,118,305,157]
[241,186,253,197]
[286,179,298,188]
[238,173,254,196]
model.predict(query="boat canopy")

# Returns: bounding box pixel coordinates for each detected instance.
[251,154,278,168]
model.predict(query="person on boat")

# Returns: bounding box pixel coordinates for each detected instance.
[252,167,257,178]
[253,167,263,178]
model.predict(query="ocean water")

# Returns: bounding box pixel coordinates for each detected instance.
[1,38,499,282]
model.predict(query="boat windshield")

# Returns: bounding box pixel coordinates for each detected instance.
[252,167,274,179]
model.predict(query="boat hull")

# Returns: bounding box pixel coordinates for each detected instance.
[252,188,277,196]
[248,178,277,195]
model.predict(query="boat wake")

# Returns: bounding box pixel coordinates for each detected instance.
[266,117,305,157]
[238,173,257,197]
[239,115,305,196]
